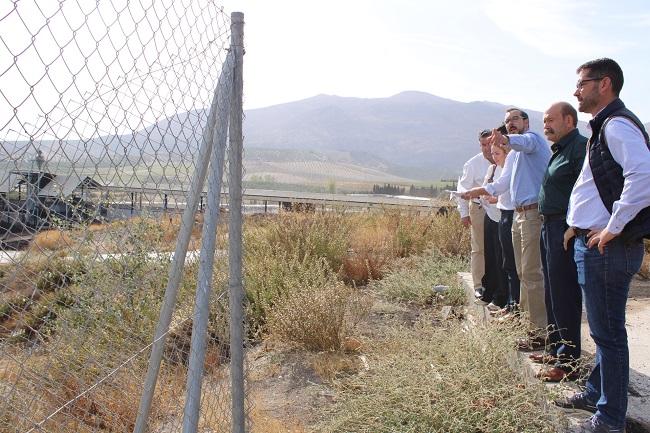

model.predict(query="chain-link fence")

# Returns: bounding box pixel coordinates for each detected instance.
[1,1,246,432]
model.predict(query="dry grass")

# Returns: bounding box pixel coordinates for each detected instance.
[250,396,307,433]
[31,229,75,252]
[315,315,562,433]
[311,351,363,383]
[372,249,467,306]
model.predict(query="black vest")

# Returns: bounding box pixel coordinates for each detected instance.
[588,98,650,242]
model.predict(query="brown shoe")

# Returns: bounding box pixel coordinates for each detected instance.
[529,353,556,364]
[516,336,547,351]
[535,367,579,382]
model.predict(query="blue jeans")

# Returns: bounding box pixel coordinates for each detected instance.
[574,234,644,428]
[498,210,520,305]
[541,218,582,365]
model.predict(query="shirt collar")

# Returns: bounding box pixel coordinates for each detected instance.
[551,128,579,153]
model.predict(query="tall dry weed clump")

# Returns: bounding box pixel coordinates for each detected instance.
[243,212,368,348]
[260,212,351,271]
[341,214,397,285]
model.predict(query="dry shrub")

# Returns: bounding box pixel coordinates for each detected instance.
[31,229,75,252]
[255,212,351,271]
[316,316,561,433]
[267,281,353,351]
[341,215,395,285]
[427,212,470,256]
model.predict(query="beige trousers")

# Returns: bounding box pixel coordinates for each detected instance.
[512,207,547,329]
[469,201,486,289]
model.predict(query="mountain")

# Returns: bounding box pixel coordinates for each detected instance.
[243,91,569,179]
[7,92,646,189]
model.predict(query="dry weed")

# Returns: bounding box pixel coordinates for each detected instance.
[31,229,75,252]
[311,351,362,383]
[373,249,467,306]
[316,316,562,433]
[267,281,352,351]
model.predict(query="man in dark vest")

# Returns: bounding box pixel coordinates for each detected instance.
[557,58,650,432]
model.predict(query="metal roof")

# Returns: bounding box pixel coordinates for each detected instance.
[38,173,102,198]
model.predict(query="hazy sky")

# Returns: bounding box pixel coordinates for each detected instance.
[220,0,650,122]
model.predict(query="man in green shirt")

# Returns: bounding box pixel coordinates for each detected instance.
[535,101,587,381]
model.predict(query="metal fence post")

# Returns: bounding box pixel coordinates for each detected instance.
[228,11,246,433]
[133,52,234,433]
[182,51,234,433]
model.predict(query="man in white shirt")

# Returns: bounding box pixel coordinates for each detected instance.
[456,130,492,296]
[557,58,650,433]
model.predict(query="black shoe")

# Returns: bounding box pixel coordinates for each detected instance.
[554,392,597,413]
[574,415,625,432]
[474,287,485,299]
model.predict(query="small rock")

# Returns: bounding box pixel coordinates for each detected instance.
[440,306,453,320]
[433,284,449,293]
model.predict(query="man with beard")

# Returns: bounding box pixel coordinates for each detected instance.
[534,101,586,382]
[556,58,650,433]
[456,130,492,298]
[465,108,551,347]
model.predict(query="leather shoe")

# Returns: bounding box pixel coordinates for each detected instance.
[516,336,547,351]
[529,352,556,364]
[574,415,625,432]
[535,367,579,382]
[554,392,597,413]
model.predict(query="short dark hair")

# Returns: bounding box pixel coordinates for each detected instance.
[558,102,578,127]
[479,129,491,138]
[577,58,624,96]
[506,107,528,120]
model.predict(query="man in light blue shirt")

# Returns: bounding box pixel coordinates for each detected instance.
[466,108,551,345]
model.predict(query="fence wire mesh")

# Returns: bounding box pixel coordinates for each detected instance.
[0,1,244,432]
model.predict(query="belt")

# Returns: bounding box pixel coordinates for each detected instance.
[573,227,591,237]
[515,203,538,212]
[540,213,565,223]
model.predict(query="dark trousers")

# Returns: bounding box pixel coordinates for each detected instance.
[481,214,508,306]
[498,209,520,305]
[540,218,582,365]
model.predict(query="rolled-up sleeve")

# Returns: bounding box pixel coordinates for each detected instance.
[604,118,650,234]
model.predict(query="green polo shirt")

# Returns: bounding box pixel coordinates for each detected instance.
[538,128,587,216]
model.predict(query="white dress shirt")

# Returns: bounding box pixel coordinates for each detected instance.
[567,117,650,233]
[456,152,491,218]
[481,164,502,223]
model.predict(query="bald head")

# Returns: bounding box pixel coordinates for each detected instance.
[543,102,578,143]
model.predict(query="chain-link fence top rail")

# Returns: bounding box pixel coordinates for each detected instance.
[0,1,237,432]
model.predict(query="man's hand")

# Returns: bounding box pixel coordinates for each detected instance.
[563,227,575,251]
[587,228,619,254]
[490,129,509,150]
[461,187,486,200]
[461,216,471,228]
